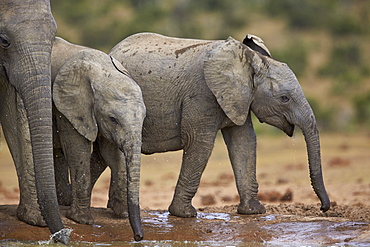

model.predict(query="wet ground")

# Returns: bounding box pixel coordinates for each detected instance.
[1,133,369,246]
[0,204,369,246]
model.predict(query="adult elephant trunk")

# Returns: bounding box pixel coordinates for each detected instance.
[121,134,144,241]
[1,0,69,244]
[295,102,330,212]
[11,42,69,243]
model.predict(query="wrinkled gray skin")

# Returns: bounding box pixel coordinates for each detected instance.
[0,0,69,244]
[108,32,330,217]
[51,37,145,241]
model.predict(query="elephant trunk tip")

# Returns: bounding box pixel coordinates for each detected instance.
[313,184,330,212]
[134,231,144,241]
[127,200,143,241]
[130,213,144,241]
[320,199,330,212]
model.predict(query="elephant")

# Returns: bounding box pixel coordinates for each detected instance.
[0,0,69,244]
[51,37,145,241]
[107,32,330,218]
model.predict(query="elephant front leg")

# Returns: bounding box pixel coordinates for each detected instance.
[56,115,94,224]
[97,137,128,217]
[0,86,45,226]
[221,115,266,215]
[169,135,216,218]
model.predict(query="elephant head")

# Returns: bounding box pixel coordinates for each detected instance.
[52,48,145,241]
[0,0,70,243]
[204,37,330,212]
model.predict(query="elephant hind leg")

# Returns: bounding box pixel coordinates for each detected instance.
[54,147,72,206]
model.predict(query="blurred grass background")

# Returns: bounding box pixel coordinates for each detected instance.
[50,0,370,134]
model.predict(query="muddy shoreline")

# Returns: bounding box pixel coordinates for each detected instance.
[0,203,369,245]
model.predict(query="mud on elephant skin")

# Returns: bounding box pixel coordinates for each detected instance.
[0,0,69,244]
[50,37,145,241]
[107,32,330,218]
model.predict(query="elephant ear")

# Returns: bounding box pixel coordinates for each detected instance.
[53,53,98,142]
[110,55,131,77]
[242,34,271,57]
[204,37,255,126]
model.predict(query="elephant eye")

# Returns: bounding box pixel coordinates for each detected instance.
[109,116,119,125]
[281,95,290,103]
[0,34,10,49]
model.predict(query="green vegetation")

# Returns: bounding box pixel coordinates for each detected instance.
[319,41,369,95]
[354,92,370,127]
[50,0,370,133]
[271,38,308,77]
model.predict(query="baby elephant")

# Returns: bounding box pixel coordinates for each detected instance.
[108,32,330,218]
[51,37,145,241]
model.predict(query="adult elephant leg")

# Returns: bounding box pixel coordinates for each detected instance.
[0,79,45,226]
[169,130,217,217]
[56,113,93,224]
[0,2,68,242]
[221,114,266,215]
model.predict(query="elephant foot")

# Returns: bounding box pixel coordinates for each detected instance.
[66,206,94,224]
[237,199,266,215]
[17,203,46,226]
[168,199,197,218]
[108,198,128,218]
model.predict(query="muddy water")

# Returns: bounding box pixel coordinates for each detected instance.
[1,206,369,246]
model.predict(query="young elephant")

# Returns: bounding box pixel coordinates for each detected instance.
[107,32,330,218]
[51,37,145,241]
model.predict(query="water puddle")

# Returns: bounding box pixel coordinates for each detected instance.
[0,209,369,246]
[264,220,370,246]
[197,212,231,221]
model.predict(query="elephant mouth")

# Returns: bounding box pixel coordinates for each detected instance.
[256,115,295,137]
[283,124,295,137]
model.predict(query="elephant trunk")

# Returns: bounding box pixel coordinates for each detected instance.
[121,135,144,241]
[296,105,330,212]
[12,42,69,244]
